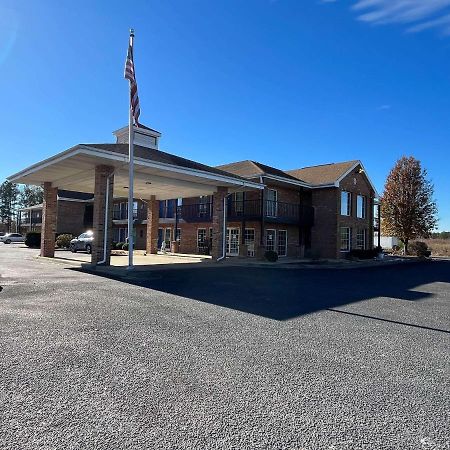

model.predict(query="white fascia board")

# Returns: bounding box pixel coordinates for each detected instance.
[79,146,265,190]
[262,174,312,189]
[335,160,379,197]
[8,144,264,191]
[309,183,338,189]
[57,197,93,203]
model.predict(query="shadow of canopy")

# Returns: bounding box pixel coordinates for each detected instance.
[70,260,450,324]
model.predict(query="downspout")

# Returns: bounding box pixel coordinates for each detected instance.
[216,195,228,262]
[97,172,114,266]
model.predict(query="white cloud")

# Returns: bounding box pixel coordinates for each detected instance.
[327,0,450,35]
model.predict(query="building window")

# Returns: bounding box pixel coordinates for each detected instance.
[340,227,351,252]
[234,192,244,214]
[164,228,172,245]
[356,229,366,250]
[266,189,278,217]
[114,227,127,243]
[244,228,255,257]
[199,196,210,218]
[277,230,287,256]
[341,191,351,216]
[357,195,366,219]
[266,229,276,252]
[197,228,207,248]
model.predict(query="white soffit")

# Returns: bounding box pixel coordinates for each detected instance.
[8,146,263,200]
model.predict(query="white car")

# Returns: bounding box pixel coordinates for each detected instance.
[0,233,25,244]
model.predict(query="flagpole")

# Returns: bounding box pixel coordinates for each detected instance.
[127,29,135,270]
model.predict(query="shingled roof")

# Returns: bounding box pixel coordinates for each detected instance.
[286,160,359,186]
[216,160,304,183]
[82,144,251,182]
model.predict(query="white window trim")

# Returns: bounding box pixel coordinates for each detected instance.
[357,195,366,219]
[277,229,288,257]
[341,191,351,216]
[356,228,366,250]
[197,228,207,248]
[340,227,351,252]
[266,229,276,252]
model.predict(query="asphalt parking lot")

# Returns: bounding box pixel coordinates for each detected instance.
[0,245,449,450]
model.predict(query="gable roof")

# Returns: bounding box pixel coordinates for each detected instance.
[216,160,305,183]
[286,160,359,186]
[83,144,253,183]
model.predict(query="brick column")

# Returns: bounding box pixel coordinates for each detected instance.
[146,195,159,254]
[92,165,114,265]
[211,187,228,259]
[40,182,58,257]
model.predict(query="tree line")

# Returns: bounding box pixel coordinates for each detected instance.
[0,181,43,232]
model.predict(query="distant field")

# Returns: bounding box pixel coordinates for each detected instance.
[424,239,450,257]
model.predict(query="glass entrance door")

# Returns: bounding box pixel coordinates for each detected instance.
[226,228,240,256]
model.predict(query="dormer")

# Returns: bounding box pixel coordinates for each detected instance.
[113,124,161,149]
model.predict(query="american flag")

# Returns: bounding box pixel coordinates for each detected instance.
[124,31,140,126]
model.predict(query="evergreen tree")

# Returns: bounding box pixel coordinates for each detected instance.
[0,181,20,232]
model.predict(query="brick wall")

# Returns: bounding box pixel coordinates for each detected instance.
[311,187,339,259]
[338,168,375,254]
[57,200,88,236]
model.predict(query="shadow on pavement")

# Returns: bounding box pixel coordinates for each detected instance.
[69,260,450,325]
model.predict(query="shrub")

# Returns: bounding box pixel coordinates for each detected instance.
[25,232,41,248]
[56,234,73,248]
[115,242,125,250]
[264,250,278,262]
[408,241,431,257]
[122,242,134,251]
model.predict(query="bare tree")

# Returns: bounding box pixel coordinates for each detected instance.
[381,156,437,254]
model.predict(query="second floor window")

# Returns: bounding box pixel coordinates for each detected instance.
[357,195,366,219]
[341,191,351,216]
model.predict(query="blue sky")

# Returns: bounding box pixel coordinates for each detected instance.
[0,0,449,230]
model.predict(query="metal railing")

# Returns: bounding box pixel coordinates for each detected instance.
[178,203,212,222]
[112,208,147,221]
[227,199,314,226]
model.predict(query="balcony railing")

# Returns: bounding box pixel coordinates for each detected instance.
[112,208,147,221]
[18,215,42,225]
[228,199,314,226]
[177,200,314,226]
[178,203,212,222]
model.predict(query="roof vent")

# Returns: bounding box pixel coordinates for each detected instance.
[113,124,161,149]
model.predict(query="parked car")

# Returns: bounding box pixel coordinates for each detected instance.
[70,232,94,254]
[0,233,25,244]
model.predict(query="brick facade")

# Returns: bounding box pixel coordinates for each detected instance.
[92,165,114,265]
[211,187,227,259]
[41,182,58,258]
[146,195,159,254]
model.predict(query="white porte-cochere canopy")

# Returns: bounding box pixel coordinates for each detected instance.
[7,143,264,198]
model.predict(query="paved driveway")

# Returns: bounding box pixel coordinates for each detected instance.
[0,245,449,449]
